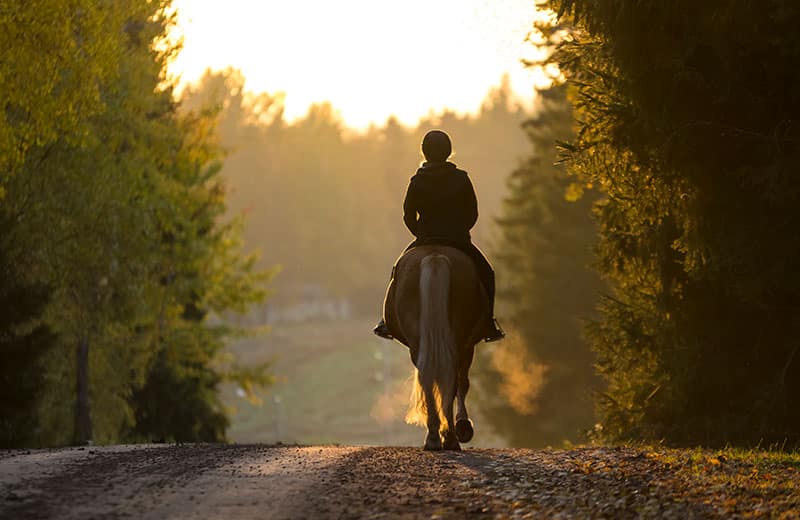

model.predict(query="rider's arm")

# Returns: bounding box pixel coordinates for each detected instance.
[463,175,478,230]
[403,178,419,236]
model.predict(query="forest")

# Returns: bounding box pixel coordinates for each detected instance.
[2,0,800,452]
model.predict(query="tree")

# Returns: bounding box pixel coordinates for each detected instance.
[128,109,273,443]
[0,0,127,195]
[476,84,602,447]
[0,217,56,447]
[545,0,800,446]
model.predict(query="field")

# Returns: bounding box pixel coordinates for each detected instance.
[221,318,507,447]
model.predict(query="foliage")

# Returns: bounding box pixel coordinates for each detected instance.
[476,83,602,448]
[0,0,130,196]
[0,1,271,447]
[0,217,56,447]
[130,345,229,443]
[544,0,800,446]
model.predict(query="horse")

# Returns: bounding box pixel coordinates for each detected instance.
[383,245,490,451]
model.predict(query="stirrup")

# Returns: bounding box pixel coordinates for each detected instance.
[483,319,505,343]
[373,321,394,340]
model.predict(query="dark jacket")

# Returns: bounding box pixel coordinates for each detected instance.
[403,161,478,244]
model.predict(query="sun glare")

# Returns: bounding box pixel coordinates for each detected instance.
[168,0,552,129]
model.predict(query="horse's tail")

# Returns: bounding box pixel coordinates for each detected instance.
[406,254,455,427]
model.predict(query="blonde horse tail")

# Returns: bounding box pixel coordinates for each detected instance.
[406,254,455,427]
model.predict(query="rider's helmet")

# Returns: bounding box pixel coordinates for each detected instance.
[421,130,452,162]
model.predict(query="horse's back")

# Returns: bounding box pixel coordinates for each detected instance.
[385,245,488,353]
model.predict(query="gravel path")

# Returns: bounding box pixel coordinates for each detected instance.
[0,444,791,519]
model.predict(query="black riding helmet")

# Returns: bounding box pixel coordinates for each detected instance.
[421,130,452,162]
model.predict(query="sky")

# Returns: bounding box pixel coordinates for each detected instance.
[167,0,550,129]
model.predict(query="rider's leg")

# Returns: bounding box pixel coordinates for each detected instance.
[374,248,412,340]
[465,244,504,342]
[374,263,396,339]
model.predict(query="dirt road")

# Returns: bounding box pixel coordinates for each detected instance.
[1,444,796,519]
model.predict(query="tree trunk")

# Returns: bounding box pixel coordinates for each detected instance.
[73,335,92,445]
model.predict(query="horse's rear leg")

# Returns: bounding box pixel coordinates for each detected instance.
[455,344,475,443]
[423,384,442,451]
[442,380,460,451]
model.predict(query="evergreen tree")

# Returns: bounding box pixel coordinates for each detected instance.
[477,84,602,447]
[545,0,800,446]
[128,110,272,443]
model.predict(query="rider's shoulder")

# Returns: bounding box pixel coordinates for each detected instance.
[446,162,470,178]
[415,161,469,176]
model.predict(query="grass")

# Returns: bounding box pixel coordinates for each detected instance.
[628,446,800,517]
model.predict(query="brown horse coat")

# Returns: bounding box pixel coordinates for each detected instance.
[384,245,488,360]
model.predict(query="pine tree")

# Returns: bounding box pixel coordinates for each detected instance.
[545,0,800,446]
[477,84,602,447]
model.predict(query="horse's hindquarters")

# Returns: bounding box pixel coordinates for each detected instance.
[385,246,487,354]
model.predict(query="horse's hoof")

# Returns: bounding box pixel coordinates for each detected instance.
[441,429,461,451]
[443,438,461,451]
[424,433,442,451]
[455,419,474,443]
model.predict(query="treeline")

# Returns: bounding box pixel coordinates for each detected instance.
[181,70,531,314]
[475,1,800,449]
[0,1,268,447]
[528,1,800,446]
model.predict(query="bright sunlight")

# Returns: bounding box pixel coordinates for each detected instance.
[168,0,551,128]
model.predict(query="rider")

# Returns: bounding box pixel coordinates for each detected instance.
[374,129,505,343]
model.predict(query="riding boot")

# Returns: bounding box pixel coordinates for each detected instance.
[483,291,505,343]
[467,245,504,342]
[481,282,505,342]
[373,319,393,340]
[484,316,505,343]
[373,262,398,340]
